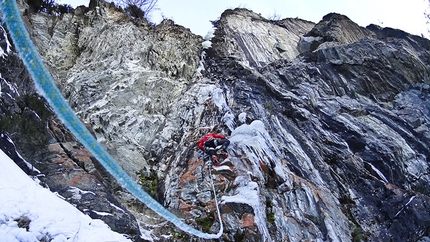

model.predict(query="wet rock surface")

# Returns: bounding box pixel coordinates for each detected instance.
[1,1,430,241]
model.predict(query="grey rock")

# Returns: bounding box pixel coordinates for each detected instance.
[209,8,315,68]
[2,1,430,241]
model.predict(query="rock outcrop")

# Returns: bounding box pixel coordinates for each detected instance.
[0,8,142,241]
[210,8,314,68]
[1,0,430,241]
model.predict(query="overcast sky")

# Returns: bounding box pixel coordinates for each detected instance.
[60,0,429,38]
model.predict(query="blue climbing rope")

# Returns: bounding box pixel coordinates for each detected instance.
[0,0,222,239]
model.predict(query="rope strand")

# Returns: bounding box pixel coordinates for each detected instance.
[0,0,222,239]
[209,163,223,231]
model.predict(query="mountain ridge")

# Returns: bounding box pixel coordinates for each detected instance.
[1,0,430,241]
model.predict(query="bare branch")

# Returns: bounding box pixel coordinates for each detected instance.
[114,0,158,18]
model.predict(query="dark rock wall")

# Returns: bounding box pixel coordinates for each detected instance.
[204,11,430,241]
[2,1,430,241]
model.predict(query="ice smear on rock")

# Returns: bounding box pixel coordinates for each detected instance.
[219,118,286,241]
[229,120,286,180]
[211,87,236,130]
[211,87,230,112]
[221,177,271,241]
[208,86,288,241]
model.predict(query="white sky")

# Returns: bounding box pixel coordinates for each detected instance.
[60,0,430,38]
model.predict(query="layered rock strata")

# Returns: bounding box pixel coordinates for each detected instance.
[1,0,430,241]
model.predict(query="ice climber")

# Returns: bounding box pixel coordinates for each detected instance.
[198,132,230,166]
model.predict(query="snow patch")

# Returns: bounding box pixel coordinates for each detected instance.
[238,112,247,123]
[110,202,125,213]
[204,27,216,41]
[0,150,131,241]
[86,210,113,217]
[68,186,96,200]
[212,164,232,171]
[202,40,212,49]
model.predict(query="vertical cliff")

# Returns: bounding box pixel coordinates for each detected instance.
[1,0,430,241]
[203,10,430,241]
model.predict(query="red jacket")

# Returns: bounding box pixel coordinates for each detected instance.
[198,133,226,151]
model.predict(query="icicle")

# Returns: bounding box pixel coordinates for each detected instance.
[196,27,216,77]
[0,0,222,239]
[222,111,236,131]
[195,50,206,76]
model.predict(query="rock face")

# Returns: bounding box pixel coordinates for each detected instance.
[0,11,142,241]
[299,13,376,53]
[2,0,430,241]
[209,8,314,68]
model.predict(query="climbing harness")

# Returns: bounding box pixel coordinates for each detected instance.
[0,0,223,239]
